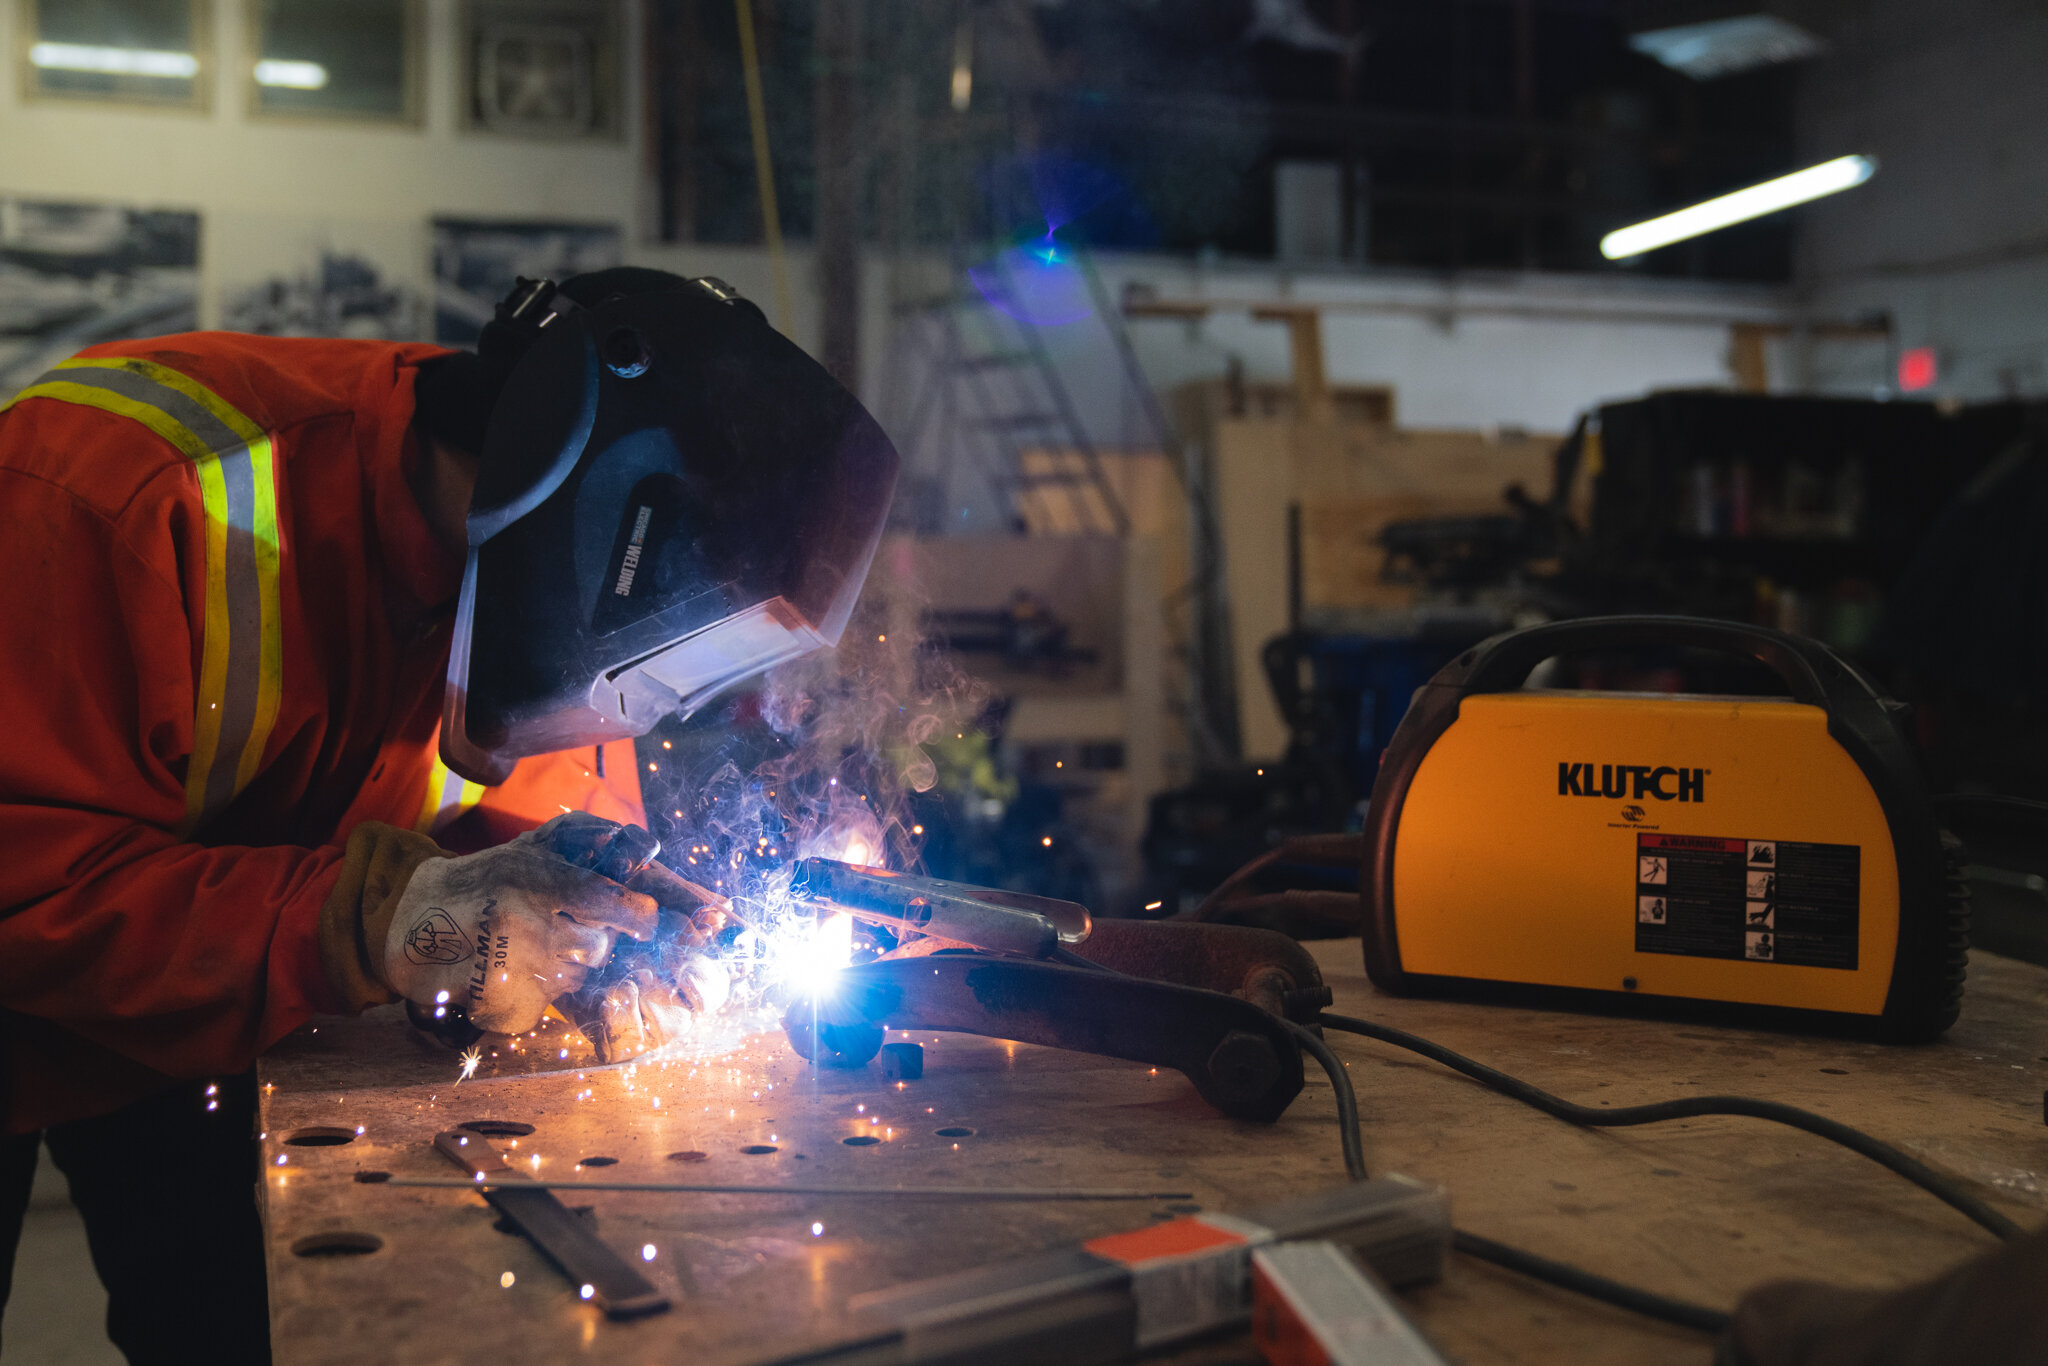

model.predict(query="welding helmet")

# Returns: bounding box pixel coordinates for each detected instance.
[434,268,898,783]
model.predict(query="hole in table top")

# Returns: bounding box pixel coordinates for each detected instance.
[460,1120,536,1137]
[292,1232,382,1257]
[668,1150,709,1163]
[577,1156,619,1167]
[740,1144,778,1155]
[1819,1068,1849,1075]
[934,1126,975,1138]
[283,1127,356,1147]
[842,1135,882,1147]
[352,1171,392,1184]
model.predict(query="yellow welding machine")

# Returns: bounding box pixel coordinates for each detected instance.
[1362,617,1966,1041]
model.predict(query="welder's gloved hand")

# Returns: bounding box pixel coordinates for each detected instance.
[1720,1222,2048,1366]
[318,819,659,1035]
[562,908,731,1063]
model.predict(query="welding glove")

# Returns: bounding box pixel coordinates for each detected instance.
[319,818,659,1035]
[1720,1222,2048,1366]
[561,906,732,1063]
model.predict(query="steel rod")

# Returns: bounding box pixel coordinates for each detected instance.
[379,1178,1192,1200]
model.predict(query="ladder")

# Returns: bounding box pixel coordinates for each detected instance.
[885,242,1239,766]
[891,249,1127,536]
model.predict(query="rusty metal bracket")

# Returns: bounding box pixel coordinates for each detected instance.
[1062,919,1333,1022]
[782,956,1306,1123]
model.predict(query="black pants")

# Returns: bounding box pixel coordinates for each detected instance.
[0,1072,271,1365]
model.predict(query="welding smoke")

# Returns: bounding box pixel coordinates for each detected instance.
[646,537,990,1014]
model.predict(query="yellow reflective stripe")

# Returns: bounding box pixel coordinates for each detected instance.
[6,355,284,835]
[414,752,487,835]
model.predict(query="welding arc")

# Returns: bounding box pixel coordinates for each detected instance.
[380,1179,1191,1200]
[1316,1012,2024,1243]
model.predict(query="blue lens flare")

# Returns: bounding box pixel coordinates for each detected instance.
[969,235,1093,327]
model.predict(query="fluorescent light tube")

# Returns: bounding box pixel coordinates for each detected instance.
[30,42,198,78]
[254,59,329,89]
[1601,155,1876,260]
[1630,15,1824,81]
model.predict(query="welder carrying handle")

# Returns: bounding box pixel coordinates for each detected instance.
[1447,614,1875,710]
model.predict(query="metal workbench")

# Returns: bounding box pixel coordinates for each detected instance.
[259,941,2048,1364]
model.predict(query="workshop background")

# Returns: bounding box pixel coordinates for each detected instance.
[2,0,2046,1360]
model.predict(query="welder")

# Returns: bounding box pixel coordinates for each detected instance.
[0,268,897,1362]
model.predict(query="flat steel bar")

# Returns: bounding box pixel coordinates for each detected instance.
[433,1131,670,1319]
[385,1178,1192,1200]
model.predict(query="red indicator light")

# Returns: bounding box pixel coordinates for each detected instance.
[1898,346,1937,391]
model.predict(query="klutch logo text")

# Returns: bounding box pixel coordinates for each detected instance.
[1558,763,1707,801]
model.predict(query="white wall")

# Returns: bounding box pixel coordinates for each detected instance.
[1793,0,2048,400]
[1079,255,1785,435]
[0,0,648,329]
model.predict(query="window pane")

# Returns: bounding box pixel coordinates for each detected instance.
[253,0,410,119]
[462,0,621,139]
[31,0,198,104]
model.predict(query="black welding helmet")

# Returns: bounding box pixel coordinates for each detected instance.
[436,269,899,783]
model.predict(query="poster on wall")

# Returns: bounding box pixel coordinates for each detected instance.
[223,252,425,341]
[431,217,621,346]
[0,199,200,398]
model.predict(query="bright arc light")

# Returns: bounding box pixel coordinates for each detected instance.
[254,59,328,89]
[787,913,855,999]
[30,43,198,78]
[1600,155,1876,260]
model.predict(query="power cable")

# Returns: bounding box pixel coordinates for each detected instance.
[1287,1021,1366,1183]
[1449,1229,1730,1333]
[1317,1011,2022,1242]
[1286,1012,1733,1332]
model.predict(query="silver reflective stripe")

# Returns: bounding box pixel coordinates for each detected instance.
[39,361,242,453]
[8,358,284,834]
[201,441,265,823]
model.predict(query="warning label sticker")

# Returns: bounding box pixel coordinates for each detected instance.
[1634,833,1859,969]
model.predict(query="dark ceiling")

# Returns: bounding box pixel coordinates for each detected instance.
[651,0,1806,281]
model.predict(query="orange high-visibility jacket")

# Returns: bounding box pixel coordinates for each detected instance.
[0,333,643,1130]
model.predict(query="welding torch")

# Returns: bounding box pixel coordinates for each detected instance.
[789,858,1093,959]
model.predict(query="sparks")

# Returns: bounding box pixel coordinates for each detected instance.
[457,1046,482,1082]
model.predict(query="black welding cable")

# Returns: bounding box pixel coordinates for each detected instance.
[1450,1230,1731,1334]
[1318,1011,2022,1242]
[1291,1015,1732,1332]
[1286,1021,1367,1182]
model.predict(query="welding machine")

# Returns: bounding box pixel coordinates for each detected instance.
[1362,616,1967,1040]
